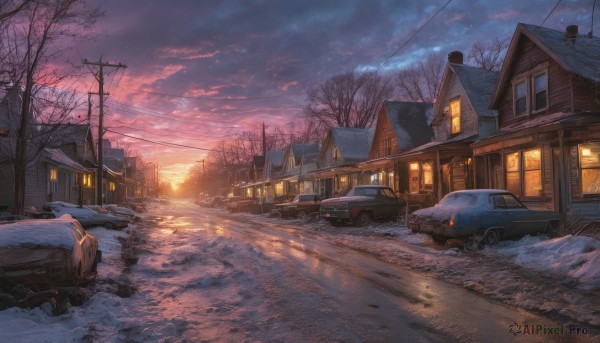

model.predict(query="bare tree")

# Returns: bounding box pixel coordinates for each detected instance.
[0,0,103,214]
[303,71,394,129]
[0,0,32,22]
[467,37,509,72]
[395,52,444,103]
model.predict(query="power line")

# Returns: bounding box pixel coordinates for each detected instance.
[105,129,213,151]
[376,0,452,73]
[133,89,303,101]
[540,0,562,26]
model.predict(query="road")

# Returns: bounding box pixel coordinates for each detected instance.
[126,200,597,342]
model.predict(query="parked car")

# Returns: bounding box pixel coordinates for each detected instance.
[272,194,321,219]
[0,215,101,288]
[105,205,142,222]
[227,198,257,213]
[320,185,406,227]
[407,189,562,245]
[43,202,129,230]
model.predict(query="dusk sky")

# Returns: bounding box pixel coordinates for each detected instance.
[72,0,598,186]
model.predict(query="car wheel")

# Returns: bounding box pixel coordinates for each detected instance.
[296,210,307,220]
[431,234,448,244]
[104,222,115,230]
[354,212,371,227]
[482,229,501,246]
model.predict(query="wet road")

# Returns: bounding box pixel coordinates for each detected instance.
[130,201,597,342]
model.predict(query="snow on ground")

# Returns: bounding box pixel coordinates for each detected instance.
[1,201,599,342]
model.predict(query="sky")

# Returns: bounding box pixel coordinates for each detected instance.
[70,0,600,185]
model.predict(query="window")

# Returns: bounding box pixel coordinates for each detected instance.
[409,163,419,194]
[505,148,543,197]
[332,145,339,161]
[339,175,348,190]
[505,152,521,196]
[523,148,542,197]
[450,98,461,134]
[533,73,548,111]
[513,68,548,117]
[514,81,527,116]
[383,137,392,156]
[274,182,283,196]
[49,168,58,181]
[82,174,93,188]
[288,155,295,169]
[579,143,600,195]
[408,161,433,194]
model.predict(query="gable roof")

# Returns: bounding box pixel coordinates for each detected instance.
[321,127,374,162]
[265,150,285,168]
[434,64,498,123]
[290,143,321,164]
[492,23,600,105]
[381,101,434,149]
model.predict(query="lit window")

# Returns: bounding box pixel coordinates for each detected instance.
[49,168,58,181]
[422,162,433,188]
[82,174,93,188]
[409,162,419,194]
[274,182,283,196]
[523,148,542,197]
[533,73,548,111]
[579,144,600,195]
[514,81,527,116]
[109,182,116,191]
[506,152,521,196]
[339,175,348,189]
[450,98,461,134]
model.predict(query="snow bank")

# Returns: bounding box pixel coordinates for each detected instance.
[0,215,79,249]
[484,235,600,289]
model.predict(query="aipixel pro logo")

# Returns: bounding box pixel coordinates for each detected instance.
[509,322,590,336]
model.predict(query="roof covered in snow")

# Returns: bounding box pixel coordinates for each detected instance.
[265,150,285,168]
[326,127,374,162]
[290,143,321,163]
[44,148,90,173]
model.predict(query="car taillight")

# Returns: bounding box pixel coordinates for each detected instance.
[449,218,454,228]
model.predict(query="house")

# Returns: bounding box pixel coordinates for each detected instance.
[393,52,499,207]
[263,150,286,202]
[471,24,600,222]
[280,143,321,194]
[359,101,433,193]
[310,127,374,198]
[240,155,265,198]
[0,87,97,211]
[103,139,126,203]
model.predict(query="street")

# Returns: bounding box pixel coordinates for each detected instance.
[120,200,598,342]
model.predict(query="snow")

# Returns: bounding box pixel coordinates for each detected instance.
[1,201,599,341]
[484,235,600,290]
[0,215,79,249]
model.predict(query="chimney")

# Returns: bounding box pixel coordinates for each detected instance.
[447,51,463,64]
[565,25,578,42]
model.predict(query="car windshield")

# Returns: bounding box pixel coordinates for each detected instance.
[438,192,479,206]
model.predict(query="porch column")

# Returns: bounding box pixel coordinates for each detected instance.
[436,149,442,201]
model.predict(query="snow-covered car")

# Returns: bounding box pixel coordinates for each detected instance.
[43,202,129,230]
[408,189,562,245]
[0,215,101,288]
[105,205,142,222]
[272,194,321,219]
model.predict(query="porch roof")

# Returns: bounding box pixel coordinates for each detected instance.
[44,148,89,173]
[393,134,477,160]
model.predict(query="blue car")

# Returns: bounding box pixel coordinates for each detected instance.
[407,189,562,245]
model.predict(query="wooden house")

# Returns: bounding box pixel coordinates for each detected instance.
[263,150,286,202]
[240,155,265,198]
[310,127,374,198]
[359,101,433,193]
[280,143,321,195]
[471,24,600,222]
[394,51,499,207]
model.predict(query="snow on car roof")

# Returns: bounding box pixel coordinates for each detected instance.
[0,215,79,249]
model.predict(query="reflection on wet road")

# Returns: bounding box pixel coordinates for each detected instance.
[135,202,596,342]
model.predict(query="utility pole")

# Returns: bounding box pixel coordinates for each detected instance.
[83,57,127,206]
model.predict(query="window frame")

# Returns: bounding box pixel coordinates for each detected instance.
[579,143,600,196]
[504,148,543,198]
[512,65,549,118]
[513,79,529,117]
[532,72,548,113]
[449,97,461,135]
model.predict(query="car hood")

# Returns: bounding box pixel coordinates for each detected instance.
[321,196,373,203]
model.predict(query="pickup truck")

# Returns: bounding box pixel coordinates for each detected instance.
[319,185,406,227]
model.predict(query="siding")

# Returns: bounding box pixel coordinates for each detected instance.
[0,164,14,210]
